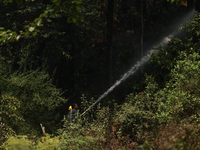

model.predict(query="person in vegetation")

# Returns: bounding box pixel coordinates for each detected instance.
[66,103,80,123]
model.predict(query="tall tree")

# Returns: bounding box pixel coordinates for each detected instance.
[106,0,114,86]
[187,0,195,11]
[141,0,144,73]
[195,0,200,12]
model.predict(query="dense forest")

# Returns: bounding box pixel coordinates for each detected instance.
[1,0,200,149]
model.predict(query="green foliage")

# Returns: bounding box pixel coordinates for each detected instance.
[156,51,200,124]
[36,134,61,150]
[4,69,68,134]
[0,48,68,134]
[0,0,199,149]
[0,0,106,103]
[58,100,135,149]
[134,14,200,148]
[2,134,61,150]
[0,122,15,146]
[3,135,34,150]
[137,140,152,150]
[151,38,184,85]
[0,94,23,129]
[7,69,66,110]
[0,0,86,42]
[183,13,200,53]
[173,51,200,93]
[150,13,200,87]
[57,119,104,150]
[0,0,106,135]
[114,75,159,139]
[113,50,200,142]
[3,47,200,149]
[80,94,102,123]
[167,0,186,5]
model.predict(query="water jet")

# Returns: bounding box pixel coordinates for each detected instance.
[81,9,197,116]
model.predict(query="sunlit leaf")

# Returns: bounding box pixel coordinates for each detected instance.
[36,20,42,26]
[29,27,35,32]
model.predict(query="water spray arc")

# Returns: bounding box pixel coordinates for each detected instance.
[81,10,197,116]
[81,52,152,116]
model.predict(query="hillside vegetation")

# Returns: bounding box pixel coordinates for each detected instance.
[1,12,200,150]
[1,0,200,149]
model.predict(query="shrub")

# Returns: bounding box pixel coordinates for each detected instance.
[35,134,61,150]
[0,94,23,127]
[3,68,68,134]
[59,95,137,150]
[142,120,200,150]
[0,94,22,145]
[137,51,200,149]
[150,38,184,85]
[184,13,200,53]
[2,135,34,150]
[0,122,15,146]
[113,75,159,141]
[156,51,200,124]
[57,119,104,150]
[2,134,61,150]
[112,51,200,144]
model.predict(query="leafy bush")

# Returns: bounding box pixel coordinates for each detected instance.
[113,75,159,141]
[150,37,184,85]
[0,94,23,126]
[3,135,34,150]
[2,134,60,150]
[57,119,105,150]
[142,120,200,150]
[59,95,137,150]
[35,134,61,150]
[111,50,200,145]
[4,68,68,134]
[0,122,15,146]
[0,94,23,145]
[184,13,200,53]
[156,51,200,124]
[0,62,68,135]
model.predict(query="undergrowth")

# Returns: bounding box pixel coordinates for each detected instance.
[2,14,200,150]
[2,51,200,149]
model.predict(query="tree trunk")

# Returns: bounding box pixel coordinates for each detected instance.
[141,0,144,73]
[187,0,195,11]
[195,0,200,13]
[106,0,114,86]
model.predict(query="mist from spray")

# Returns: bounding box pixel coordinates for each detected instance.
[81,9,197,116]
[151,9,196,51]
[81,52,152,116]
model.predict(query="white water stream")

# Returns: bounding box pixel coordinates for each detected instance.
[81,9,197,116]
